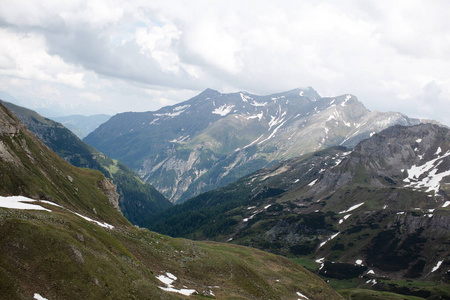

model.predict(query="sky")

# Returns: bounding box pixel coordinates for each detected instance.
[0,0,449,125]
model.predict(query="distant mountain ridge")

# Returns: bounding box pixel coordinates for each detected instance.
[52,114,111,139]
[85,87,435,203]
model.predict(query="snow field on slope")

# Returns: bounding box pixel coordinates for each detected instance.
[403,150,450,193]
[0,196,114,229]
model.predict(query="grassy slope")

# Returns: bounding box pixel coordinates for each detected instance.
[0,103,341,299]
[0,208,342,299]
[1,100,172,225]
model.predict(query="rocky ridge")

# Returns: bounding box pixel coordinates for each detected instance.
[145,124,450,289]
[85,88,434,202]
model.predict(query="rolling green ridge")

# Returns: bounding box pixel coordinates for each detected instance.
[0,102,341,299]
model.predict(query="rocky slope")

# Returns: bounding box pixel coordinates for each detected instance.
[145,124,450,297]
[1,100,172,225]
[0,102,341,299]
[85,88,432,202]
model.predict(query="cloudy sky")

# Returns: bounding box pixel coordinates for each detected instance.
[0,0,449,125]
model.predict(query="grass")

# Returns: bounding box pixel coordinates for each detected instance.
[290,257,319,272]
[104,159,120,176]
[0,203,344,299]
[338,289,425,300]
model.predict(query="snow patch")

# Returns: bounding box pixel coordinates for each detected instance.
[0,196,51,212]
[403,150,450,193]
[443,201,450,208]
[258,119,287,145]
[339,202,364,214]
[157,272,197,296]
[435,147,442,155]
[343,120,352,127]
[355,259,363,265]
[170,135,190,143]
[296,291,309,300]
[308,179,318,187]
[416,138,422,143]
[149,118,159,125]
[238,134,265,151]
[243,214,256,222]
[316,258,325,270]
[212,104,235,116]
[34,294,48,300]
[155,105,189,117]
[173,104,190,112]
[0,196,114,229]
[341,94,351,106]
[73,211,114,229]
[241,92,267,106]
[319,232,340,248]
[240,92,250,102]
[367,270,375,275]
[432,260,443,272]
[338,214,351,224]
[366,279,377,285]
[250,101,267,107]
[246,112,264,121]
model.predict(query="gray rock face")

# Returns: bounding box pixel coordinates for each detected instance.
[85,88,434,202]
[0,103,26,136]
[304,124,450,205]
[97,178,120,212]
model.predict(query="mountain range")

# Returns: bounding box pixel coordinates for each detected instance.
[145,123,450,298]
[2,87,450,298]
[0,102,341,299]
[85,87,435,203]
[1,100,172,225]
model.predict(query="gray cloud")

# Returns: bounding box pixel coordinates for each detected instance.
[0,0,449,125]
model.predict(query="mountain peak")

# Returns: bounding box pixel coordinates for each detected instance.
[276,87,321,100]
[199,88,221,97]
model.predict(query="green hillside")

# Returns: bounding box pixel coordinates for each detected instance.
[1,100,172,225]
[0,102,341,299]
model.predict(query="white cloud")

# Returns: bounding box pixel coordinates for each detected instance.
[80,92,102,102]
[0,29,86,88]
[135,23,182,73]
[0,0,448,125]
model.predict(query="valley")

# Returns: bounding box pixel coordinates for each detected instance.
[0,102,341,299]
[1,88,449,299]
